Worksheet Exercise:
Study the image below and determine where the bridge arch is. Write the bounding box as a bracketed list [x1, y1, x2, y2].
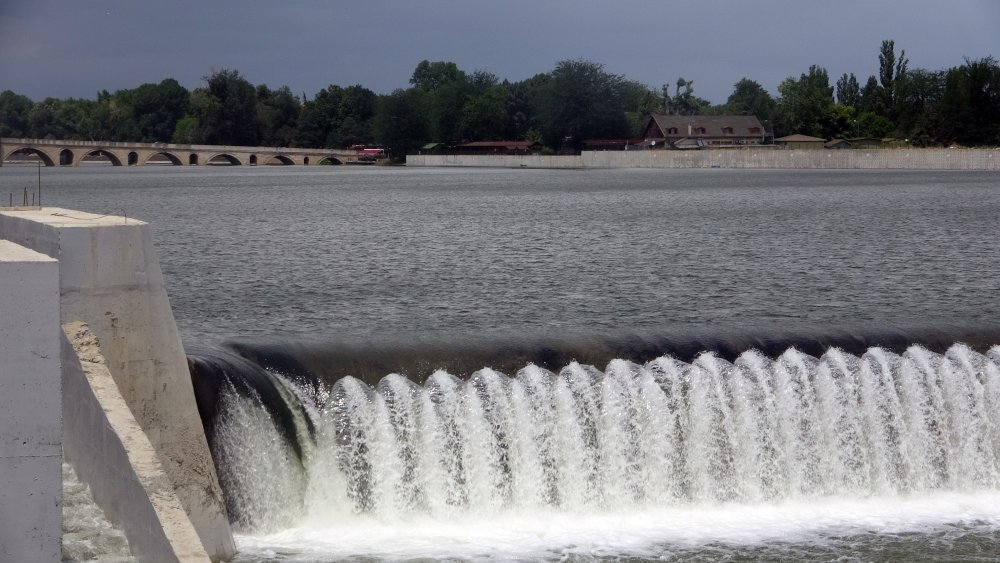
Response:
[189, 153, 198, 165]
[59, 149, 75, 166]
[144, 152, 183, 166]
[303, 156, 310, 165]
[318, 156, 343, 165]
[264, 155, 294, 166]
[249, 154, 258, 165]
[81, 149, 123, 166]
[128, 152, 139, 166]
[206, 153, 242, 166]
[2, 147, 56, 166]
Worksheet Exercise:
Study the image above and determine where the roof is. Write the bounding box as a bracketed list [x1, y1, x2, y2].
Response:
[647, 115, 765, 138]
[774, 134, 827, 142]
[456, 141, 538, 149]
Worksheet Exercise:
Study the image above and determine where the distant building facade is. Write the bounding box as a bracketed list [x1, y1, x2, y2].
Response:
[642, 115, 766, 148]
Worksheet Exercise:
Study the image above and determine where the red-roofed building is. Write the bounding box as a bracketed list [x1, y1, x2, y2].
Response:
[643, 115, 766, 148]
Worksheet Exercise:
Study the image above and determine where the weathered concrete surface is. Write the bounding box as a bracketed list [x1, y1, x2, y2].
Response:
[407, 148, 1000, 170]
[0, 240, 60, 562]
[62, 321, 210, 563]
[0, 208, 235, 561]
[407, 154, 583, 168]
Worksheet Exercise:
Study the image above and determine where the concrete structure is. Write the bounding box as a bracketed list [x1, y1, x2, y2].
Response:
[0, 240, 61, 562]
[0, 208, 235, 561]
[63, 322, 210, 562]
[406, 148, 1000, 170]
[1, 137, 362, 166]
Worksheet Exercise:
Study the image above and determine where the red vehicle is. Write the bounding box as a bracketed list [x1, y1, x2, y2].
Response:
[353, 146, 385, 162]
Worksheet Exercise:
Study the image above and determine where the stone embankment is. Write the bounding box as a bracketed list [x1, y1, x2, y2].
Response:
[407, 148, 1000, 170]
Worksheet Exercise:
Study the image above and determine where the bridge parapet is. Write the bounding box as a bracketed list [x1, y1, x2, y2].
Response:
[0, 137, 359, 166]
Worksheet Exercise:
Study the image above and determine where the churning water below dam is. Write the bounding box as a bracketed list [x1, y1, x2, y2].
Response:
[3, 165, 999, 561]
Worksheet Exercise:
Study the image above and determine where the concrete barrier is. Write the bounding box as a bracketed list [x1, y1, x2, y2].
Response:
[407, 148, 1000, 170]
[62, 321, 210, 562]
[0, 208, 235, 561]
[0, 240, 60, 563]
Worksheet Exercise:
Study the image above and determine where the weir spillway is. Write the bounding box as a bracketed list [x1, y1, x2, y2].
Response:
[190, 330, 1000, 557]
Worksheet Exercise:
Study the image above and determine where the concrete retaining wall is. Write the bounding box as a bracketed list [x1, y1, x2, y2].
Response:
[0, 240, 60, 563]
[62, 322, 210, 562]
[407, 148, 1000, 170]
[407, 154, 583, 168]
[0, 208, 235, 561]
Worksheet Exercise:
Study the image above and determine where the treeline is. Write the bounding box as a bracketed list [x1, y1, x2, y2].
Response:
[1, 41, 998, 153]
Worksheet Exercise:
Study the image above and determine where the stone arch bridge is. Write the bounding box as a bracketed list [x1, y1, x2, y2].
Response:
[0, 138, 365, 167]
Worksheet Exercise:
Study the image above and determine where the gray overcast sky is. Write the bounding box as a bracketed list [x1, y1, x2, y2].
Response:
[1, 1, 998, 104]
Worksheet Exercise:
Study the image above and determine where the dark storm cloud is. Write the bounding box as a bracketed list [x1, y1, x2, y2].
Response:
[1, 0, 997, 102]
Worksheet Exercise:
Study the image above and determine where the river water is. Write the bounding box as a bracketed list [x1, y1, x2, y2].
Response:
[3, 164, 1000, 562]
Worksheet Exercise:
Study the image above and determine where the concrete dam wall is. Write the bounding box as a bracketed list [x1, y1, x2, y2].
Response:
[0, 208, 235, 562]
[406, 148, 1000, 170]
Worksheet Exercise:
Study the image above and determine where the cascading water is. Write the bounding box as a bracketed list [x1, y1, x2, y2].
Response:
[205, 343, 1000, 561]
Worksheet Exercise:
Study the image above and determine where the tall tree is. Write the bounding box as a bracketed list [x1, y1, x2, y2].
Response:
[195, 69, 259, 146]
[725, 78, 776, 124]
[372, 88, 430, 156]
[127, 79, 190, 143]
[878, 39, 908, 119]
[835, 73, 861, 111]
[256, 85, 301, 146]
[937, 57, 1000, 145]
[775, 65, 834, 137]
[410, 60, 465, 93]
[538, 59, 630, 150]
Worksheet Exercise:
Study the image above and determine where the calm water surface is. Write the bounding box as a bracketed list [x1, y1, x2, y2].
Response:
[4, 164, 1000, 562]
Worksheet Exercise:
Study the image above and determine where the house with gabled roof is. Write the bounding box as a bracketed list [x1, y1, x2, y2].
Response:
[642, 115, 766, 148]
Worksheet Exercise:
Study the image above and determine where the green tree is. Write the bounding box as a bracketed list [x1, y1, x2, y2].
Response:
[725, 78, 776, 124]
[172, 116, 199, 144]
[878, 39, 908, 119]
[195, 69, 259, 146]
[410, 60, 465, 93]
[0, 90, 35, 137]
[538, 59, 631, 150]
[664, 77, 711, 115]
[256, 85, 301, 146]
[858, 111, 894, 138]
[372, 88, 430, 156]
[859, 75, 881, 114]
[894, 68, 945, 145]
[835, 73, 861, 111]
[775, 65, 834, 137]
[822, 103, 856, 139]
[937, 57, 1000, 145]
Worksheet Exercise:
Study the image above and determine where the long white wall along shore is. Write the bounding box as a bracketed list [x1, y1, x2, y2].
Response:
[0, 208, 236, 561]
[406, 148, 1000, 170]
[0, 240, 60, 562]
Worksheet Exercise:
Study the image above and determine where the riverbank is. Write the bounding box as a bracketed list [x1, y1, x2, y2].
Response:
[407, 148, 1000, 170]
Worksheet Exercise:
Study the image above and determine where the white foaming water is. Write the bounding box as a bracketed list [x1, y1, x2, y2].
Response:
[217, 344, 1000, 561]
[62, 462, 134, 563]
